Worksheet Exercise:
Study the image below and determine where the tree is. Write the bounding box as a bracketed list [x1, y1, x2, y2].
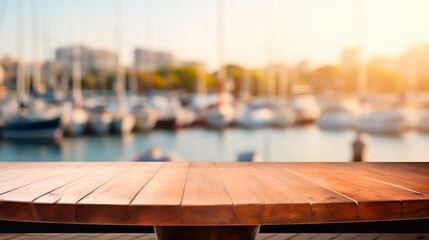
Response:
[416, 75, 429, 92]
[367, 66, 405, 93]
[308, 65, 343, 93]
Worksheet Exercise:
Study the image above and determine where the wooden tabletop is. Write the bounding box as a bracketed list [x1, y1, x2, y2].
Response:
[0, 162, 427, 226]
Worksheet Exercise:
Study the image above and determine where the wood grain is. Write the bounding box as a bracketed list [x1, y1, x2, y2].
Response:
[282, 163, 429, 221]
[0, 162, 427, 225]
[254, 163, 357, 222]
[181, 162, 234, 225]
[0, 163, 97, 221]
[130, 162, 190, 225]
[33, 162, 133, 222]
[77, 162, 164, 224]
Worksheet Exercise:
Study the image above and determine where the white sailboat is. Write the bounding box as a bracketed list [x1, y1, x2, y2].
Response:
[354, 0, 408, 135]
[1, 0, 62, 140]
[236, 100, 274, 128]
[62, 2, 88, 136]
[88, 102, 114, 135]
[356, 105, 408, 135]
[112, 0, 135, 134]
[205, 0, 235, 129]
[417, 103, 429, 132]
[133, 96, 158, 132]
[317, 100, 358, 130]
[291, 94, 320, 123]
[273, 66, 295, 127]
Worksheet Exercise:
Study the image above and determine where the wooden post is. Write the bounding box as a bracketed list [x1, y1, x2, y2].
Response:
[352, 131, 367, 162]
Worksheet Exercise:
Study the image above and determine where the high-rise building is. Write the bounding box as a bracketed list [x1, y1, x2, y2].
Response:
[368, 56, 398, 72]
[0, 56, 18, 89]
[134, 48, 174, 71]
[55, 45, 117, 75]
[398, 44, 429, 83]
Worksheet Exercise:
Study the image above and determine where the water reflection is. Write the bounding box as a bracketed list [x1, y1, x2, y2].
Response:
[0, 126, 429, 162]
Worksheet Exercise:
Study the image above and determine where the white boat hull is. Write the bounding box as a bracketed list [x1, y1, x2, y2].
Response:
[206, 104, 235, 129]
[317, 113, 355, 130]
[134, 109, 157, 132]
[89, 111, 113, 135]
[237, 108, 274, 129]
[113, 114, 136, 134]
[62, 109, 89, 136]
[357, 110, 408, 135]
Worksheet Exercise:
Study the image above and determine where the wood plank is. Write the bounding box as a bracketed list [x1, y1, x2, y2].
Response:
[216, 162, 312, 224]
[0, 162, 81, 195]
[254, 163, 357, 222]
[308, 162, 429, 219]
[0, 163, 104, 221]
[347, 163, 429, 194]
[77, 162, 164, 224]
[33, 162, 134, 223]
[282, 163, 429, 221]
[129, 162, 190, 225]
[0, 163, 45, 184]
[181, 162, 234, 225]
[215, 162, 267, 224]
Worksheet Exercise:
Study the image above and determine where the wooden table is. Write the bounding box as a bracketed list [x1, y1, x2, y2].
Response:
[0, 162, 428, 240]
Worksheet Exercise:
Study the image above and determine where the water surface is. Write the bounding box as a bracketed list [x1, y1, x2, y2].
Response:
[1, 125, 429, 162]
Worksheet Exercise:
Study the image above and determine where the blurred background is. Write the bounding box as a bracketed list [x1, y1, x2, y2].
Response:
[1, 0, 429, 162]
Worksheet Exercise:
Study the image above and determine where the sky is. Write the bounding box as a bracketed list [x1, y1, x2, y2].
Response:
[1, 0, 429, 71]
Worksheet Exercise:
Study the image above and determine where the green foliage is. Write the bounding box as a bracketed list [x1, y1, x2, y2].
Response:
[82, 74, 96, 90]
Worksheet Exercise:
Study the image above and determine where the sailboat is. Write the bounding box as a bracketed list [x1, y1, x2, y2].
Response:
[317, 100, 359, 130]
[111, 0, 135, 134]
[417, 102, 429, 132]
[133, 96, 158, 132]
[354, 0, 407, 135]
[62, 2, 88, 136]
[273, 65, 295, 127]
[1, 0, 62, 139]
[189, 63, 210, 126]
[132, 50, 157, 132]
[205, 0, 235, 129]
[236, 69, 275, 128]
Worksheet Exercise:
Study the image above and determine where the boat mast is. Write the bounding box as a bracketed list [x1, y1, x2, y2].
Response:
[72, 0, 82, 106]
[17, 0, 26, 105]
[115, 0, 126, 110]
[217, 0, 225, 105]
[32, 0, 42, 95]
[197, 63, 206, 95]
[357, 0, 366, 102]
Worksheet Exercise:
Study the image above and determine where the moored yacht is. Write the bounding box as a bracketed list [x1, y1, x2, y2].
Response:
[88, 103, 113, 135]
[206, 102, 235, 129]
[236, 99, 274, 128]
[416, 103, 429, 132]
[112, 105, 136, 134]
[356, 107, 409, 135]
[132, 97, 158, 132]
[291, 95, 320, 123]
[317, 101, 359, 130]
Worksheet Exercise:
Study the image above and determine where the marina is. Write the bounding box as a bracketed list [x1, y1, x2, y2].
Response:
[1, 125, 429, 162]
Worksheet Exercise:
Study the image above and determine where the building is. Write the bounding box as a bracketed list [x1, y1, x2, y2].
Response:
[398, 44, 429, 83]
[55, 45, 117, 75]
[368, 56, 398, 72]
[0, 56, 18, 89]
[134, 48, 175, 71]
